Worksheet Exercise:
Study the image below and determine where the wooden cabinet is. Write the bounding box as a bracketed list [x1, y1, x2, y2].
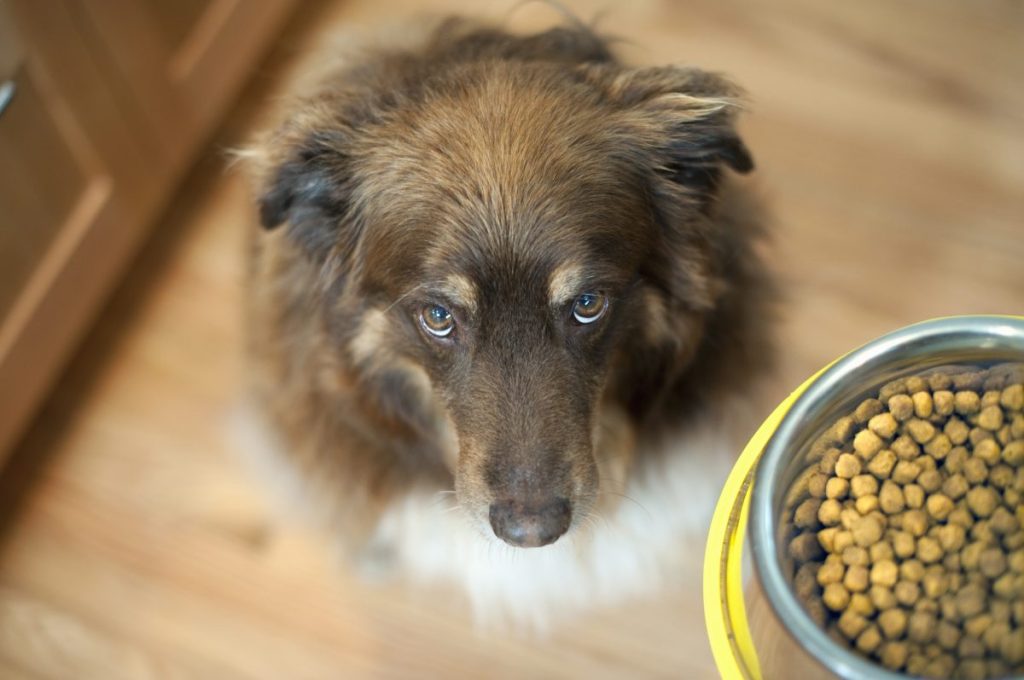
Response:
[0, 0, 296, 461]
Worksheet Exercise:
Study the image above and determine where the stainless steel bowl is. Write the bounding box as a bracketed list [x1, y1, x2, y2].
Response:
[750, 315, 1024, 679]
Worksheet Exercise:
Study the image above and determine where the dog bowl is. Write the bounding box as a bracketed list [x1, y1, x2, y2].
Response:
[704, 315, 1024, 679]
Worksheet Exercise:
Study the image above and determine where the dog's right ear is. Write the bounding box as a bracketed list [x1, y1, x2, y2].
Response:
[256, 129, 356, 261]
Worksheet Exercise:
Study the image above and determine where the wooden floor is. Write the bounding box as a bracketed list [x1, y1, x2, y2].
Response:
[1, 1, 1022, 678]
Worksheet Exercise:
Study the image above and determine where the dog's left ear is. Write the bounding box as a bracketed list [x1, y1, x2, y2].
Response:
[583, 64, 754, 196]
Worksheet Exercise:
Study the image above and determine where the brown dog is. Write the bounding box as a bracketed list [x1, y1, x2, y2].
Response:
[242, 16, 773, 626]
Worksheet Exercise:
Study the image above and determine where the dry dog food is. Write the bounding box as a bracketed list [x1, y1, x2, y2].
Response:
[784, 365, 1024, 679]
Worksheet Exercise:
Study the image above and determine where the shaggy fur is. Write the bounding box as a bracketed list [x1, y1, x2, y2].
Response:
[242, 16, 774, 626]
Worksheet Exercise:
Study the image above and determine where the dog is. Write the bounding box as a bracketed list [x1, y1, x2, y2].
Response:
[241, 16, 774, 628]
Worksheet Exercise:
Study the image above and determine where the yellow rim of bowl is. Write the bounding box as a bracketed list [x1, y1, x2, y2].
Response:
[702, 363, 830, 680]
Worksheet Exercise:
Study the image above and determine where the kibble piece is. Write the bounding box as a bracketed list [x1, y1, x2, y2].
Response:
[868, 412, 898, 440]
[793, 498, 821, 529]
[917, 536, 943, 564]
[982, 389, 1003, 408]
[819, 448, 841, 475]
[853, 430, 883, 459]
[817, 555, 845, 585]
[970, 427, 994, 447]
[925, 493, 954, 521]
[837, 609, 869, 640]
[843, 564, 869, 593]
[789, 533, 824, 561]
[990, 464, 1015, 490]
[817, 498, 843, 526]
[937, 620, 961, 650]
[963, 457, 989, 485]
[878, 481, 905, 514]
[916, 469, 942, 495]
[906, 418, 936, 444]
[1009, 549, 1024, 573]
[794, 562, 820, 600]
[1000, 629, 1024, 664]
[842, 545, 870, 567]
[979, 404, 1005, 431]
[854, 494, 878, 516]
[899, 559, 926, 582]
[992, 573, 1015, 600]
[957, 659, 988, 680]
[892, 435, 920, 460]
[867, 449, 897, 479]
[852, 515, 883, 547]
[849, 592, 875, 617]
[1013, 414, 1024, 439]
[906, 376, 928, 394]
[1001, 383, 1024, 410]
[934, 390, 955, 416]
[923, 434, 952, 460]
[870, 586, 898, 612]
[983, 621, 1010, 652]
[817, 527, 839, 552]
[895, 580, 921, 607]
[945, 446, 969, 474]
[923, 571, 948, 599]
[903, 484, 925, 509]
[892, 530, 916, 558]
[822, 582, 851, 612]
[825, 477, 849, 499]
[944, 416, 970, 444]
[959, 635, 986, 659]
[840, 508, 862, 531]
[942, 473, 970, 500]
[833, 530, 855, 553]
[962, 541, 985, 570]
[980, 548, 1008, 578]
[892, 460, 922, 484]
[830, 416, 856, 444]
[975, 438, 1002, 465]
[903, 509, 929, 537]
[938, 523, 966, 553]
[956, 584, 987, 619]
[970, 519, 995, 544]
[855, 625, 882, 654]
[849, 475, 878, 499]
[912, 391, 934, 419]
[871, 560, 899, 588]
[925, 656, 956, 678]
[879, 641, 909, 670]
[1003, 440, 1024, 466]
[964, 613, 993, 640]
[854, 398, 884, 424]
[889, 394, 915, 421]
[876, 608, 907, 640]
[955, 391, 982, 415]
[835, 453, 861, 479]
[869, 540, 894, 563]
[966, 486, 999, 518]
[908, 611, 937, 643]
[906, 654, 928, 676]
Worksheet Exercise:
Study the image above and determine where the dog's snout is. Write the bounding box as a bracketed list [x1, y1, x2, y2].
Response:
[488, 497, 571, 548]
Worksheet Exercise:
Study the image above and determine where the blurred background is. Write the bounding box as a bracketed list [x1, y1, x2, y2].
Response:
[0, 1, 1021, 677]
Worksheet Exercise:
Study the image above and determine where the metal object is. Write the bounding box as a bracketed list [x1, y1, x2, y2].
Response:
[0, 78, 14, 118]
[750, 316, 1024, 679]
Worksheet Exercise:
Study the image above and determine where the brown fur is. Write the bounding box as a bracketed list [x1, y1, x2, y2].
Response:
[244, 17, 774, 554]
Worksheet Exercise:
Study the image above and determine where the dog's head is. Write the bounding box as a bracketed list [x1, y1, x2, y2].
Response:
[255, 28, 754, 548]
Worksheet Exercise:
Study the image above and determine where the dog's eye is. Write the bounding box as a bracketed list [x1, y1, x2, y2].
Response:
[420, 304, 455, 337]
[572, 292, 608, 325]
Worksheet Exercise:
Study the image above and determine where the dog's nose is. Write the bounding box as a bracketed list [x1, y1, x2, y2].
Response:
[488, 497, 571, 548]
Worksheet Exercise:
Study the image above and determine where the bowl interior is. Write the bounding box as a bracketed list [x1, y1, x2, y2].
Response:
[750, 316, 1024, 680]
